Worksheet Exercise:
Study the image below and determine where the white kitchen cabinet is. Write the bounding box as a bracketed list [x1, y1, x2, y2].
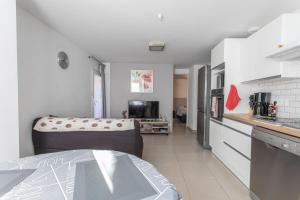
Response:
[222, 125, 252, 159]
[221, 122, 252, 187]
[209, 118, 252, 188]
[240, 25, 281, 82]
[209, 120, 217, 148]
[211, 39, 250, 113]
[223, 118, 253, 136]
[240, 13, 300, 82]
[222, 141, 251, 187]
[211, 41, 225, 68]
[209, 120, 224, 160]
[264, 14, 300, 57]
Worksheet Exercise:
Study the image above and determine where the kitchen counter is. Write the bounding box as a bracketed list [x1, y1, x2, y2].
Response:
[223, 113, 300, 138]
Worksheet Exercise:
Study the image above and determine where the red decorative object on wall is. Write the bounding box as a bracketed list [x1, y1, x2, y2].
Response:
[226, 84, 241, 110]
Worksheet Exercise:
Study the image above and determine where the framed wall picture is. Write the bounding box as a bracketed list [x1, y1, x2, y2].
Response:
[131, 70, 153, 93]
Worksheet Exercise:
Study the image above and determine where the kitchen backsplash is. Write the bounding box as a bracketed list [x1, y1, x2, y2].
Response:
[250, 78, 300, 118]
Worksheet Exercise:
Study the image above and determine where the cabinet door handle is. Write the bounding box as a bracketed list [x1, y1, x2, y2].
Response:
[278, 44, 284, 48]
[223, 141, 250, 160]
[265, 143, 278, 150]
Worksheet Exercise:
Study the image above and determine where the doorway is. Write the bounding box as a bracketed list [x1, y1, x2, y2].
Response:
[93, 72, 104, 118]
[173, 69, 189, 127]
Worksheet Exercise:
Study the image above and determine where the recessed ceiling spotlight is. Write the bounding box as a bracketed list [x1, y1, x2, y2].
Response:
[157, 13, 164, 22]
[248, 26, 260, 35]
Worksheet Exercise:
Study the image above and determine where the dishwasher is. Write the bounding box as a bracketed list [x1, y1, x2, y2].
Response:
[250, 127, 300, 200]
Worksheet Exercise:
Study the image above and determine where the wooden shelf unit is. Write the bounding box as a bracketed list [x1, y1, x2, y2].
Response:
[136, 119, 169, 135]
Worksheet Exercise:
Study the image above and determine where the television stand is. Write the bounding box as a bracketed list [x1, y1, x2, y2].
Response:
[136, 119, 169, 135]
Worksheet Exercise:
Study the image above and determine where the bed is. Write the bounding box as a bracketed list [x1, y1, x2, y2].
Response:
[32, 117, 143, 158]
[0, 150, 181, 199]
[175, 106, 187, 123]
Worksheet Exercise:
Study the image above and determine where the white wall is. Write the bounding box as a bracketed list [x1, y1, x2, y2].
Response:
[17, 7, 95, 157]
[0, 0, 20, 162]
[174, 78, 187, 98]
[250, 78, 300, 118]
[294, 8, 300, 13]
[187, 65, 205, 131]
[174, 68, 189, 75]
[110, 63, 174, 130]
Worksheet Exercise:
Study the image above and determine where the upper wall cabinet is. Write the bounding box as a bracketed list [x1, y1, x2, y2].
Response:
[264, 14, 300, 60]
[240, 13, 300, 82]
[211, 41, 225, 68]
[240, 27, 282, 82]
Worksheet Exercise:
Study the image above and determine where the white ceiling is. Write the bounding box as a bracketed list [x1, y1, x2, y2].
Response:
[17, 0, 300, 68]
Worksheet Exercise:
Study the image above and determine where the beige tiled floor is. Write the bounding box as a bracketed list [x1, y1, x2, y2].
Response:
[142, 122, 251, 200]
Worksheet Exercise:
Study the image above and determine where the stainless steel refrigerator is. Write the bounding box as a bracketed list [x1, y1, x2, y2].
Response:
[197, 65, 211, 149]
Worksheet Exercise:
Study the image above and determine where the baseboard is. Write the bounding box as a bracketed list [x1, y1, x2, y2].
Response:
[186, 126, 197, 133]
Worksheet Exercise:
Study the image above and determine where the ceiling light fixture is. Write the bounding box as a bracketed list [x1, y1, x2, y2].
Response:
[157, 13, 164, 22]
[149, 42, 165, 51]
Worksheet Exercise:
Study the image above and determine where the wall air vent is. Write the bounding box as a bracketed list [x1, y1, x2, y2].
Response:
[149, 42, 165, 51]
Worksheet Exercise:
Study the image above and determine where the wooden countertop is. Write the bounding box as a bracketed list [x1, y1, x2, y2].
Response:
[223, 113, 300, 138]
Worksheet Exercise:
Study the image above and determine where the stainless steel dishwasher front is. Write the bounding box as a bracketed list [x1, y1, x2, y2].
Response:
[250, 126, 300, 200]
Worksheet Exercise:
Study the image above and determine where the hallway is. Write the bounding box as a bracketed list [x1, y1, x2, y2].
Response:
[142, 123, 251, 200]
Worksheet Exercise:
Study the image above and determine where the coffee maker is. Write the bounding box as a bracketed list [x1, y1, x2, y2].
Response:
[252, 92, 271, 116]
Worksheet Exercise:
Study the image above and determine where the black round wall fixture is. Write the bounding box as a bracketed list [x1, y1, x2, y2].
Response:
[57, 51, 69, 69]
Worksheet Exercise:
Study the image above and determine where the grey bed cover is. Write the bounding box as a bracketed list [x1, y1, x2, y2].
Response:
[0, 150, 181, 200]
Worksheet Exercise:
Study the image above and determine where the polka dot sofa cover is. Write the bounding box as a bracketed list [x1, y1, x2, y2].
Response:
[32, 117, 143, 158]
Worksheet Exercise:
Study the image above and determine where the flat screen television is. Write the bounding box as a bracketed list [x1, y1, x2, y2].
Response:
[128, 101, 159, 119]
